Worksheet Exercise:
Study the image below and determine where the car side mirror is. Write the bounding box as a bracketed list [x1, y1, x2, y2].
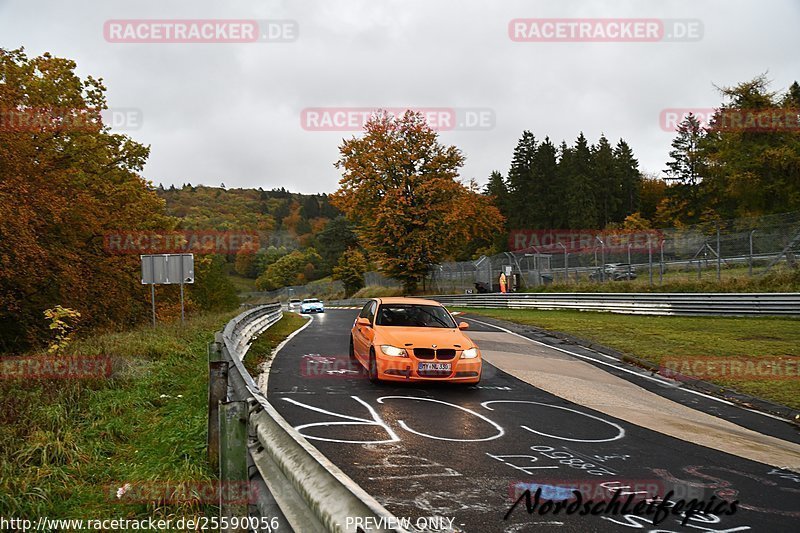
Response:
[356, 317, 371, 327]
[458, 321, 469, 330]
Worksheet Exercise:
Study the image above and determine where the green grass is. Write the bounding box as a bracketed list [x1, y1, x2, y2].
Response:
[227, 273, 257, 294]
[456, 307, 800, 410]
[351, 286, 405, 298]
[522, 265, 800, 294]
[0, 308, 303, 524]
[243, 312, 308, 377]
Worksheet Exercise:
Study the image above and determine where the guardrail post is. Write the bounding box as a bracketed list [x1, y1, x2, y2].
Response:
[219, 400, 248, 533]
[716, 223, 722, 281]
[208, 334, 227, 471]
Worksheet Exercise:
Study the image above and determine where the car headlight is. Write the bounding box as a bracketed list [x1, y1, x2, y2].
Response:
[380, 345, 408, 357]
[462, 347, 479, 359]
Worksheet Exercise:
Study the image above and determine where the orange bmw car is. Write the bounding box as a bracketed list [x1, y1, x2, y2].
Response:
[349, 298, 482, 384]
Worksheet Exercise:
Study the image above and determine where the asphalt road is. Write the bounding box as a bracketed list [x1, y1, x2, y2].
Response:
[267, 310, 800, 533]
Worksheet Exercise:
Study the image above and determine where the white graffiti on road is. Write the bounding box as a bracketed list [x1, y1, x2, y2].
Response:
[282, 395, 400, 444]
[482, 400, 626, 443]
[281, 395, 626, 445]
[377, 396, 505, 442]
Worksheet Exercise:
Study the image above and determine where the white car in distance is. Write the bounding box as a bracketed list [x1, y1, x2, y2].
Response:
[299, 298, 325, 314]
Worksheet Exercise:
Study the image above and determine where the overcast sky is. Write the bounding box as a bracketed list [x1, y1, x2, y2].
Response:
[1, 0, 798, 194]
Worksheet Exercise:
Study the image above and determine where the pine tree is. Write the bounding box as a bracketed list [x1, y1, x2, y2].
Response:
[664, 113, 705, 222]
[532, 137, 559, 228]
[484, 170, 509, 218]
[782, 81, 800, 108]
[614, 140, 642, 221]
[665, 113, 704, 188]
[563, 134, 598, 228]
[505, 131, 537, 228]
[591, 135, 620, 228]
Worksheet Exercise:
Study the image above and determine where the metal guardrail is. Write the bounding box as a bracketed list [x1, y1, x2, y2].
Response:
[218, 304, 410, 533]
[324, 293, 800, 316]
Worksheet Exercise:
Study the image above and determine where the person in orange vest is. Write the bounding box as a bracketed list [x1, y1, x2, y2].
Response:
[499, 272, 507, 293]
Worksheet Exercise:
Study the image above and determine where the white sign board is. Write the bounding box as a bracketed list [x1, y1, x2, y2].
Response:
[141, 254, 194, 285]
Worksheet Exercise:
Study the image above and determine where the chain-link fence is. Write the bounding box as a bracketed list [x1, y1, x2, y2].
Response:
[425, 211, 800, 292]
[241, 278, 345, 304]
[246, 211, 800, 300]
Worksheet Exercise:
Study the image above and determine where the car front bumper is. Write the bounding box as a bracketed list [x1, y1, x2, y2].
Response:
[375, 353, 481, 383]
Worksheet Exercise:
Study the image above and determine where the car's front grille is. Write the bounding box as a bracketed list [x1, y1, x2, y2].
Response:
[412, 348, 456, 360]
[413, 348, 435, 360]
[436, 349, 456, 360]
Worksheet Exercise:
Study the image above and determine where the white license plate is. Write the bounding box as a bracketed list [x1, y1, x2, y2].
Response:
[418, 362, 451, 372]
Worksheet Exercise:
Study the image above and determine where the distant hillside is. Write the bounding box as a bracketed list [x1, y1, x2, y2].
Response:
[156, 184, 340, 247]
[155, 185, 359, 289]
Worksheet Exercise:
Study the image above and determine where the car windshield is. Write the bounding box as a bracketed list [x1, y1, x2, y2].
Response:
[303, 299, 320, 303]
[375, 304, 457, 328]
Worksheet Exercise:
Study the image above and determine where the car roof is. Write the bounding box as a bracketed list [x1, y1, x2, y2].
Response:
[376, 297, 443, 306]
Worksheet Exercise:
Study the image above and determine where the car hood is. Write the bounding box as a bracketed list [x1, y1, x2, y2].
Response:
[375, 326, 473, 349]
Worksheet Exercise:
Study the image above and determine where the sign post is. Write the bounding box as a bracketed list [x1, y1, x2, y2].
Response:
[141, 254, 195, 327]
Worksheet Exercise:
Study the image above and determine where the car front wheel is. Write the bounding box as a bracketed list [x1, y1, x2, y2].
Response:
[368, 349, 381, 383]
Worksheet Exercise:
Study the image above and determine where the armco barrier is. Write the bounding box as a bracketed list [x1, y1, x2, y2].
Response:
[218, 304, 410, 533]
[325, 293, 800, 317]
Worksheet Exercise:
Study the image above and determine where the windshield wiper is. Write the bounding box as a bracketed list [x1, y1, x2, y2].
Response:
[417, 308, 451, 328]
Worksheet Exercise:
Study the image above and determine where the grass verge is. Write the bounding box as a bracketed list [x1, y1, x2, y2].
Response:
[243, 312, 308, 377]
[456, 307, 800, 410]
[522, 266, 800, 293]
[0, 308, 304, 523]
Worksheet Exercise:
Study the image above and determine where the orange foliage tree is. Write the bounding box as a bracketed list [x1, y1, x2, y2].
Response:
[331, 111, 504, 292]
[0, 48, 172, 351]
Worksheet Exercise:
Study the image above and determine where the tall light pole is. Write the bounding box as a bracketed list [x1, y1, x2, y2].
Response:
[749, 229, 756, 276]
[659, 240, 665, 285]
[716, 222, 721, 282]
[648, 235, 653, 286]
[627, 243, 632, 281]
[595, 236, 605, 282]
[557, 242, 568, 284]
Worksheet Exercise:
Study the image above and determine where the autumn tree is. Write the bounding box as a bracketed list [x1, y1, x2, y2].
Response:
[702, 75, 800, 218]
[255, 248, 323, 291]
[332, 248, 367, 297]
[189, 255, 239, 311]
[0, 48, 172, 351]
[331, 111, 504, 292]
[314, 216, 358, 272]
[234, 239, 260, 277]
